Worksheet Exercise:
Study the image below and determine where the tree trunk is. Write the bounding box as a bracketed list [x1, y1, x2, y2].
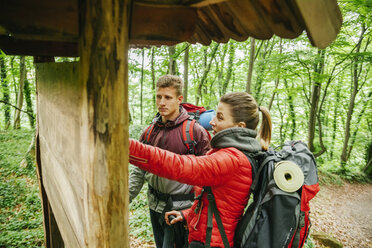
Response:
[151, 47, 156, 112]
[23, 76, 35, 128]
[347, 89, 372, 160]
[276, 98, 286, 144]
[222, 42, 235, 95]
[196, 43, 219, 106]
[0, 55, 11, 129]
[14, 56, 26, 129]
[268, 38, 282, 110]
[183, 44, 189, 102]
[140, 48, 144, 124]
[284, 79, 296, 140]
[329, 82, 342, 160]
[254, 39, 275, 104]
[341, 24, 366, 167]
[216, 43, 227, 97]
[246, 37, 255, 94]
[308, 49, 325, 152]
[168, 45, 176, 75]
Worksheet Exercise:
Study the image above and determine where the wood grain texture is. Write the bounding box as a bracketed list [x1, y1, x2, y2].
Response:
[130, 4, 197, 45]
[295, 0, 342, 48]
[0, 0, 342, 55]
[36, 62, 85, 247]
[79, 0, 130, 246]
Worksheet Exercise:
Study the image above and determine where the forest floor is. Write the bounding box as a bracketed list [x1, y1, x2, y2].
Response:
[130, 182, 372, 248]
[311, 182, 372, 248]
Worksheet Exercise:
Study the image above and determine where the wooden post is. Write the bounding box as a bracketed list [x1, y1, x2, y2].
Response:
[79, 0, 130, 247]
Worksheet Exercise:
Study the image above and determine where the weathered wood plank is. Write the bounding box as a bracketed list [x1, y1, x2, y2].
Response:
[79, 0, 130, 246]
[294, 0, 342, 49]
[0, 0, 342, 55]
[257, 0, 303, 39]
[224, 0, 274, 40]
[36, 62, 85, 247]
[36, 131, 65, 248]
[130, 4, 197, 45]
[35, 56, 66, 248]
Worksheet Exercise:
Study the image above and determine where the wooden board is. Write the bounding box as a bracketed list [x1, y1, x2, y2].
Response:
[295, 0, 343, 49]
[36, 62, 85, 247]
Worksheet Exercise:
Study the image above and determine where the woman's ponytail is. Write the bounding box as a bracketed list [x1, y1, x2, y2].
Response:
[257, 106, 272, 151]
[220, 92, 272, 150]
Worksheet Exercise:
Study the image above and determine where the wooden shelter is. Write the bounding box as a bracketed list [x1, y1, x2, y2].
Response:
[0, 0, 342, 247]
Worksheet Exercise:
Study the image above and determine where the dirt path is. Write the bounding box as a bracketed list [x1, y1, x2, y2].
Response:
[130, 182, 372, 247]
[311, 183, 372, 248]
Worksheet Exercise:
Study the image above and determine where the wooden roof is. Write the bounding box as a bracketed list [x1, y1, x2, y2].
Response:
[0, 0, 342, 56]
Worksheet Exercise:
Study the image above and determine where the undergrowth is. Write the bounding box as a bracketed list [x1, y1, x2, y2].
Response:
[0, 129, 44, 248]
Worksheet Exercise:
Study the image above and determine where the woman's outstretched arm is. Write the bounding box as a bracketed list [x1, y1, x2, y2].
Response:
[129, 139, 249, 187]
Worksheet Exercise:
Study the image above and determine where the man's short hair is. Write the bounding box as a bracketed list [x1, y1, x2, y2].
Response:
[156, 75, 183, 96]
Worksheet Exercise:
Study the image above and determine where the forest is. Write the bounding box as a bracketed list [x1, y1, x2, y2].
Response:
[0, 0, 371, 247]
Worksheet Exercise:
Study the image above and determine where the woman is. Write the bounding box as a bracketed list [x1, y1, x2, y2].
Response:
[129, 92, 272, 247]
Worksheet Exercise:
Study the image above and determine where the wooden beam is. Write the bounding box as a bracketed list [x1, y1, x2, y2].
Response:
[0, 36, 78, 57]
[130, 4, 197, 45]
[0, 0, 78, 42]
[133, 0, 230, 8]
[79, 0, 130, 246]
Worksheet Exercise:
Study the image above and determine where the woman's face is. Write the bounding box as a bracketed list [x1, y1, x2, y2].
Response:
[209, 102, 238, 135]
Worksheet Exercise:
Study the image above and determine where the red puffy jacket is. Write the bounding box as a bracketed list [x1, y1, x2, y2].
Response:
[129, 138, 254, 247]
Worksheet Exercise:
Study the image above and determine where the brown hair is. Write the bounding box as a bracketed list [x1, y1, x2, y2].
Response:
[220, 92, 272, 150]
[156, 75, 183, 96]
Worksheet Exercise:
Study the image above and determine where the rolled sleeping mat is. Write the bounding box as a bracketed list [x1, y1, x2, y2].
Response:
[273, 161, 304, 193]
[199, 109, 216, 130]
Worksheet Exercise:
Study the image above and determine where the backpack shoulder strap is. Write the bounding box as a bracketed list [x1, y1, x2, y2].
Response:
[143, 123, 155, 144]
[182, 118, 197, 154]
[204, 186, 231, 248]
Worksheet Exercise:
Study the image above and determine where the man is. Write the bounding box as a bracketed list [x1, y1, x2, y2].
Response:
[129, 75, 211, 248]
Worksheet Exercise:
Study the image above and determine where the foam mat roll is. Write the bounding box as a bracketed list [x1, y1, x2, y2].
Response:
[273, 161, 304, 193]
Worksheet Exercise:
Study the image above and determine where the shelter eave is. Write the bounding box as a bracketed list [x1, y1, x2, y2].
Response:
[0, 0, 342, 56]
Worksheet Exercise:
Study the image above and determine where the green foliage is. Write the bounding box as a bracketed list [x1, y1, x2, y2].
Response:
[129, 124, 148, 140]
[129, 182, 154, 243]
[0, 129, 44, 248]
[304, 236, 315, 248]
[318, 168, 344, 186]
[128, 125, 154, 244]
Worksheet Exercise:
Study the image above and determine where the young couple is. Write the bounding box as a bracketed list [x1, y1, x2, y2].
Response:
[129, 75, 272, 248]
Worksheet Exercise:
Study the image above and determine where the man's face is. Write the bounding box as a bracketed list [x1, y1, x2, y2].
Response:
[156, 87, 183, 122]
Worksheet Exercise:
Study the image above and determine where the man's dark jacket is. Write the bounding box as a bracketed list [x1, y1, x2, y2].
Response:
[129, 106, 211, 212]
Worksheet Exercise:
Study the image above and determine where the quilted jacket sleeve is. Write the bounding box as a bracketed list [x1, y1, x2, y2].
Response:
[128, 165, 146, 203]
[129, 139, 247, 187]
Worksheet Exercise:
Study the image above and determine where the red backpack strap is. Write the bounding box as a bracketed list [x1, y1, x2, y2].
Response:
[143, 123, 155, 144]
[182, 119, 197, 154]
